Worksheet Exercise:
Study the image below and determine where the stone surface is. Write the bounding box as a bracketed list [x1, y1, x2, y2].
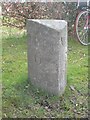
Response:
[27, 19, 67, 95]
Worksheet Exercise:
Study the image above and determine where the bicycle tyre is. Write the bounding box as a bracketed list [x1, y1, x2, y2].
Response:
[75, 10, 90, 45]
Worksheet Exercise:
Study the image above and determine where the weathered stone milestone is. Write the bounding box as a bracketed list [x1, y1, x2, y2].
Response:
[27, 19, 67, 95]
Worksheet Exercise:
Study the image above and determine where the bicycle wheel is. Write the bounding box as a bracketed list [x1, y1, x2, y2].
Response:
[75, 10, 90, 45]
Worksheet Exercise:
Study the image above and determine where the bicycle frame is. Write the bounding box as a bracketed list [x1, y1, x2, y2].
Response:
[74, 0, 90, 45]
[76, 0, 90, 30]
[63, 0, 89, 45]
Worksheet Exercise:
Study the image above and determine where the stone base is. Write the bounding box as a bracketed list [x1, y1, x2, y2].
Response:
[27, 19, 67, 95]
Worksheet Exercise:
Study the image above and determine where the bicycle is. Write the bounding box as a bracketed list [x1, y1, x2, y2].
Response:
[75, 0, 90, 46]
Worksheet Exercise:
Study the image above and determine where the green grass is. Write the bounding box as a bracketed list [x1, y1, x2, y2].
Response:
[2, 26, 88, 118]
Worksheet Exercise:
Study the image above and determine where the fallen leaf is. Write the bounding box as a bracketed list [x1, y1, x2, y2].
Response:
[70, 85, 75, 91]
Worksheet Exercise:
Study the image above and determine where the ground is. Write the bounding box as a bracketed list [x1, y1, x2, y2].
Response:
[2, 26, 88, 118]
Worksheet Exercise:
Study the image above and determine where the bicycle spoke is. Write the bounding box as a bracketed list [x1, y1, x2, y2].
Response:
[78, 29, 88, 41]
[75, 10, 90, 45]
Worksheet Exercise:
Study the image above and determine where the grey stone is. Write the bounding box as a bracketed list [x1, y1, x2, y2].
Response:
[27, 19, 67, 95]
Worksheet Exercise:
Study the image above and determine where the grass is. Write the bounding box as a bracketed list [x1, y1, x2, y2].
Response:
[2, 26, 88, 118]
